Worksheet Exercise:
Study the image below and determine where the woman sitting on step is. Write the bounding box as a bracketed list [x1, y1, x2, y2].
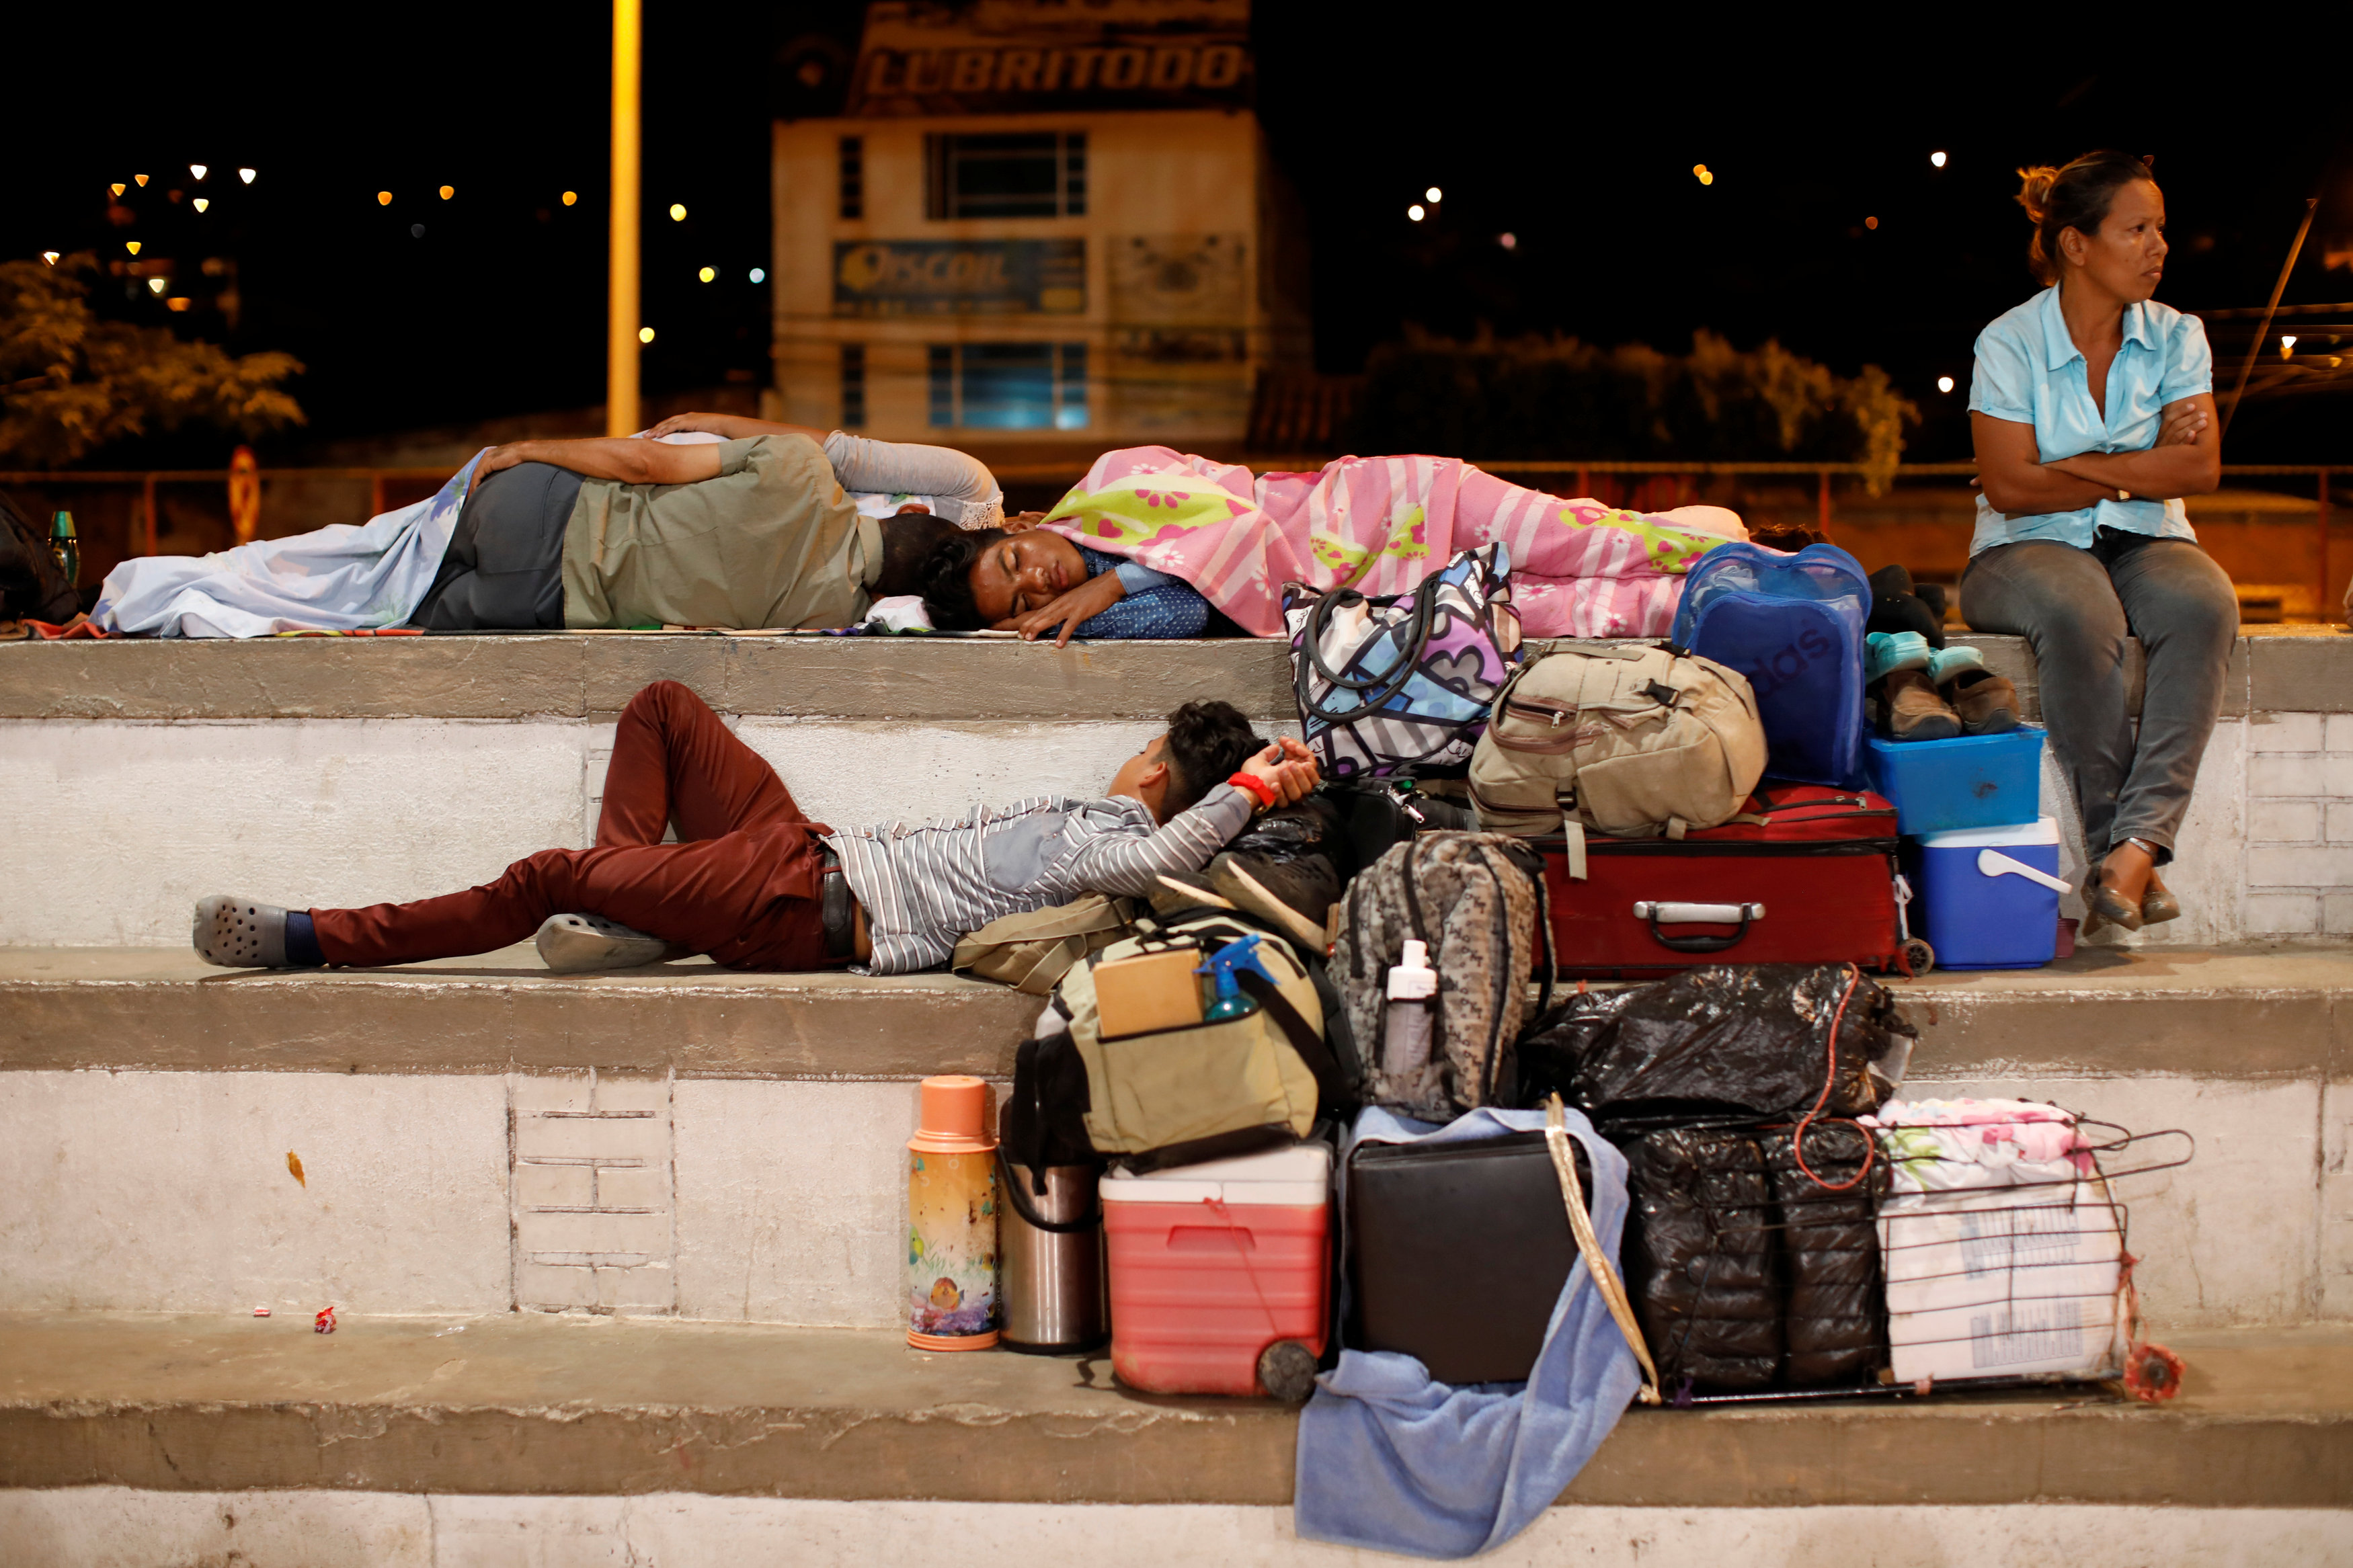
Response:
[1960, 151, 2233, 935]
[916, 447, 1748, 646]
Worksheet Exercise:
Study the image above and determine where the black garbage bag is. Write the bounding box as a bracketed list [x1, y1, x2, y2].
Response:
[1513, 987, 1636, 1108]
[1620, 1126, 1782, 1390]
[1563, 964, 1913, 1130]
[1761, 1122, 1887, 1387]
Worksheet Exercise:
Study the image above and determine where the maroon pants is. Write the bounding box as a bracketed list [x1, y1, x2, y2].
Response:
[312, 681, 836, 971]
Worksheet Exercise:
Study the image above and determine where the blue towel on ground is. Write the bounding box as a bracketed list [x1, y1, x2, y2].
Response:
[1293, 1106, 1641, 1559]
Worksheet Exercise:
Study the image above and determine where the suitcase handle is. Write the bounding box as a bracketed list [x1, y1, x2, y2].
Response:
[1632, 901, 1763, 952]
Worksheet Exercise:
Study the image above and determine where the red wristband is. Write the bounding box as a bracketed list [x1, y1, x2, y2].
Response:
[1227, 772, 1278, 809]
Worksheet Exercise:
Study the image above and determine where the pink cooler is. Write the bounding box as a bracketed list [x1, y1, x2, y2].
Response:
[1099, 1143, 1332, 1397]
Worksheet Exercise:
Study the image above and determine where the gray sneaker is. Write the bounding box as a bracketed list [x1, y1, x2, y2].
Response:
[193, 895, 290, 968]
[534, 913, 688, 973]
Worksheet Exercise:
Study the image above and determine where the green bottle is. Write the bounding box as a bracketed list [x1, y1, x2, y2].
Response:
[50, 511, 78, 587]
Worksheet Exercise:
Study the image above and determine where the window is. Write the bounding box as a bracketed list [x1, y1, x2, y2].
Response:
[838, 136, 863, 220]
[840, 343, 866, 427]
[924, 132, 1085, 220]
[927, 343, 1088, 431]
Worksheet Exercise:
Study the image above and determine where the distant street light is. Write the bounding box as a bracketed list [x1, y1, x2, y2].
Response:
[639, 326, 655, 343]
[1866, 216, 1880, 230]
[2282, 335, 2299, 359]
[1931, 151, 1948, 168]
[190, 164, 207, 180]
[193, 198, 209, 212]
[1937, 376, 1954, 393]
[239, 168, 257, 183]
[110, 183, 126, 198]
[440, 185, 455, 200]
[750, 267, 766, 283]
[378, 191, 393, 206]
[698, 265, 716, 282]
[1499, 233, 1517, 250]
[563, 191, 578, 206]
[669, 203, 687, 221]
[1408, 204, 1425, 222]
[147, 278, 167, 294]
[134, 174, 149, 186]
[125, 241, 141, 255]
[1425, 186, 1443, 203]
[1693, 165, 1714, 186]
[41, 251, 58, 264]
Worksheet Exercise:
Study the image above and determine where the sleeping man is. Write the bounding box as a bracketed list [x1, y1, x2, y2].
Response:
[95, 414, 1005, 636]
[917, 445, 1749, 645]
[190, 679, 1318, 975]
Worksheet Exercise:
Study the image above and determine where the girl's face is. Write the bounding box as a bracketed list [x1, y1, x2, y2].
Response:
[2067, 179, 2168, 304]
[967, 530, 1088, 626]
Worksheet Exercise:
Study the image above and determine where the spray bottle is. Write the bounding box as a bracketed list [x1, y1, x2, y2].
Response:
[1195, 934, 1281, 1022]
[1383, 940, 1439, 1079]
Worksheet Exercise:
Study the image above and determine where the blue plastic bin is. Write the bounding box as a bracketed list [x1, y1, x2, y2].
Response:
[1904, 817, 2062, 970]
[1863, 727, 2045, 835]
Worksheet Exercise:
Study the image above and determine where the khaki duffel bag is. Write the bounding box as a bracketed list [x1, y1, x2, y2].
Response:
[1468, 643, 1767, 848]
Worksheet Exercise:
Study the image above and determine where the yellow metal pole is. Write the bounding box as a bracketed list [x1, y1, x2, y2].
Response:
[606, 0, 642, 437]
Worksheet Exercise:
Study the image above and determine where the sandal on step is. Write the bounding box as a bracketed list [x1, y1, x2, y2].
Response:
[535, 913, 690, 973]
[193, 894, 292, 968]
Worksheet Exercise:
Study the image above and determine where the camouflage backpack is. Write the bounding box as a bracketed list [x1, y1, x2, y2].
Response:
[1331, 831, 1555, 1121]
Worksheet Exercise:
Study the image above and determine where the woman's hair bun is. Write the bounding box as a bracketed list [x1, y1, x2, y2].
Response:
[2014, 165, 2059, 226]
[2013, 151, 2156, 285]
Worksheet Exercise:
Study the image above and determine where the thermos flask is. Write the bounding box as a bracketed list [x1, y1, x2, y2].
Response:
[998, 1159, 1107, 1354]
[906, 1075, 1000, 1351]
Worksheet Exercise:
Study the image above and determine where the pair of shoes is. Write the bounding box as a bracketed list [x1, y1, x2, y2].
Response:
[536, 913, 695, 973]
[1866, 633, 2024, 741]
[2141, 872, 2182, 925]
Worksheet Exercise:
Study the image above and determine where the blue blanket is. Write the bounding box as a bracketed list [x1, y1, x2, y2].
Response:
[1293, 1106, 1642, 1559]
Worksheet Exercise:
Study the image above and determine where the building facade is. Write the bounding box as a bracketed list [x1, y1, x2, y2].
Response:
[768, 1, 1304, 452]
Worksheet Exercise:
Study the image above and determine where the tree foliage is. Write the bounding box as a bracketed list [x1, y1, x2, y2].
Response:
[0, 253, 305, 467]
[1347, 328, 1919, 493]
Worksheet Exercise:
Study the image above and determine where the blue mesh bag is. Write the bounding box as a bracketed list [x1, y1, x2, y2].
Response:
[1669, 543, 1870, 786]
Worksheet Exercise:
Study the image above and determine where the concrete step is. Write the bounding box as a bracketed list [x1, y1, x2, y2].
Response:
[10, 630, 2353, 948]
[3, 1312, 2345, 1508]
[3, 943, 2347, 1329]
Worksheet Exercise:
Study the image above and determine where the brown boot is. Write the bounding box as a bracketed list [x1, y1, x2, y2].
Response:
[1944, 667, 2022, 735]
[1878, 667, 1962, 742]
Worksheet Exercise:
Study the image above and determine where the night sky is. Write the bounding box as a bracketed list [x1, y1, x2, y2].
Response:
[11, 6, 2350, 464]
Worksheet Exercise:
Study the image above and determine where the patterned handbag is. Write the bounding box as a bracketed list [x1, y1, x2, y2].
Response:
[1284, 542, 1523, 780]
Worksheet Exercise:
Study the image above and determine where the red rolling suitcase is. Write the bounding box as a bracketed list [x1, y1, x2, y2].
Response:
[1534, 784, 1921, 978]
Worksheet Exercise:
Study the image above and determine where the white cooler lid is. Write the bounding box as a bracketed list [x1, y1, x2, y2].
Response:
[1100, 1141, 1332, 1206]
[1916, 815, 2059, 849]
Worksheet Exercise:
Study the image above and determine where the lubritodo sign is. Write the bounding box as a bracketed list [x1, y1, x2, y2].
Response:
[845, 0, 1252, 117]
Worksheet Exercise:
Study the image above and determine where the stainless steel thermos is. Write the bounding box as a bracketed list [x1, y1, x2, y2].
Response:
[998, 1161, 1107, 1353]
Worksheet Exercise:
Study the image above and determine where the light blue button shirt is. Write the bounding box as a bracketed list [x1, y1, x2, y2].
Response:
[1967, 286, 2213, 556]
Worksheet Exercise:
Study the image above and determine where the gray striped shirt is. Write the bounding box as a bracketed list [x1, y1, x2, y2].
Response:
[824, 785, 1255, 975]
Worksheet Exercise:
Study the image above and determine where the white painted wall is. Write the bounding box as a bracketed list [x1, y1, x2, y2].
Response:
[5, 1493, 2348, 1568]
[0, 1067, 2336, 1330]
[0, 718, 1180, 946]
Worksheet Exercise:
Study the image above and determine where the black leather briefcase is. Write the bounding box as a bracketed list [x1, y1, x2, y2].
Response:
[1345, 1130, 1589, 1386]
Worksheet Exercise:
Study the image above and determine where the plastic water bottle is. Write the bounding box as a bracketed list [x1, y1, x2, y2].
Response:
[1383, 939, 1439, 1078]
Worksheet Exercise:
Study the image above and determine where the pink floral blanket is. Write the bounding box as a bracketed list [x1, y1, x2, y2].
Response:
[1039, 447, 1728, 637]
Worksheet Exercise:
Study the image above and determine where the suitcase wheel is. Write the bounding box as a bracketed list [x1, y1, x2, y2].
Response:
[1900, 937, 1936, 977]
[1257, 1339, 1319, 1404]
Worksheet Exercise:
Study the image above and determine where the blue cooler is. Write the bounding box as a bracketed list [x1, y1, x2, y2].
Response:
[1906, 817, 2063, 970]
[1864, 727, 2045, 835]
